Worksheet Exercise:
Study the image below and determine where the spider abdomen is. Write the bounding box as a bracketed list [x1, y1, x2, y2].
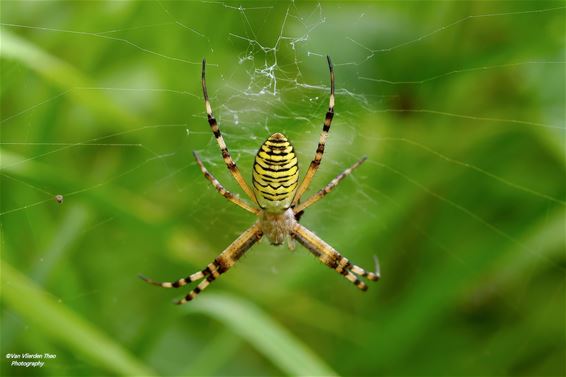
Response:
[252, 133, 299, 212]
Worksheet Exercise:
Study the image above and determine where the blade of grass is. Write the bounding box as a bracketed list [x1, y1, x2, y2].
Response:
[30, 205, 91, 283]
[2, 205, 90, 347]
[0, 261, 156, 377]
[186, 293, 338, 377]
[181, 331, 242, 376]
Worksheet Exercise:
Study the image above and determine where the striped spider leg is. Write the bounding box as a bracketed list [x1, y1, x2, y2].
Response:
[141, 223, 263, 304]
[292, 55, 335, 208]
[201, 58, 257, 203]
[192, 151, 260, 215]
[292, 224, 380, 291]
[293, 156, 367, 215]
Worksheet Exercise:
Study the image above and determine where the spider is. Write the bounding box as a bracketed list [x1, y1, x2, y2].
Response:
[141, 56, 380, 304]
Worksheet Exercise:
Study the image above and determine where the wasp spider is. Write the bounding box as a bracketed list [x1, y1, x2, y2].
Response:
[141, 56, 380, 304]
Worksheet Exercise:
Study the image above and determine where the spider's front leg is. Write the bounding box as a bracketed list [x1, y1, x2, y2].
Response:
[141, 223, 263, 304]
[292, 55, 335, 207]
[201, 58, 257, 202]
[291, 223, 380, 291]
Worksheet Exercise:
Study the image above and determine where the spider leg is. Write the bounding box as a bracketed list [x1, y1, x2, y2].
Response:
[139, 270, 206, 288]
[293, 156, 367, 214]
[350, 255, 381, 282]
[292, 55, 335, 207]
[193, 151, 260, 215]
[291, 223, 380, 291]
[141, 223, 263, 304]
[201, 59, 257, 203]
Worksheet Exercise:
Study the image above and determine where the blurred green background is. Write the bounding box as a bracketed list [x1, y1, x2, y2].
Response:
[1, 1, 564, 376]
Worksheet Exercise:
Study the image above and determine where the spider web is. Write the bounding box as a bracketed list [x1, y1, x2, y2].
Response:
[0, 1, 564, 376]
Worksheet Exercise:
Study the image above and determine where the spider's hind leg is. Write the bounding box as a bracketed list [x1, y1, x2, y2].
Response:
[292, 223, 380, 291]
[139, 270, 207, 288]
[175, 263, 222, 304]
[141, 223, 263, 304]
[350, 255, 381, 282]
[141, 259, 232, 304]
[140, 260, 225, 304]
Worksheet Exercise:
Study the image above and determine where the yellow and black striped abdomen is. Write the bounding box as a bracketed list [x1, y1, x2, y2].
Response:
[252, 133, 299, 212]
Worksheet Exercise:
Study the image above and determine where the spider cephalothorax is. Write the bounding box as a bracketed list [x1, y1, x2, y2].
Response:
[141, 56, 380, 304]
